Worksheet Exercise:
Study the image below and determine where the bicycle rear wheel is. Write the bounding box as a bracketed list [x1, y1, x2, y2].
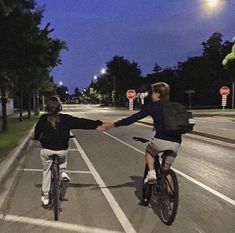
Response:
[51, 164, 60, 221]
[159, 169, 178, 225]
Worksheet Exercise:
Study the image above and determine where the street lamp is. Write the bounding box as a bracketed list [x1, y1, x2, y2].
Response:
[100, 68, 106, 75]
[185, 90, 195, 110]
[93, 75, 98, 82]
[59, 81, 63, 86]
[206, 0, 219, 8]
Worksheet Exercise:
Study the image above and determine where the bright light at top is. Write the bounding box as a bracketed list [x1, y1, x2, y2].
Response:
[206, 0, 219, 8]
[93, 75, 98, 80]
[100, 68, 107, 75]
[59, 81, 63, 86]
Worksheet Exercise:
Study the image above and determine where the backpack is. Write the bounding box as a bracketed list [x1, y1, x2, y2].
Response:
[161, 101, 195, 134]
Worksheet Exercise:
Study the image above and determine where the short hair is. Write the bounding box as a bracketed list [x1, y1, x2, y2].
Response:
[151, 82, 170, 101]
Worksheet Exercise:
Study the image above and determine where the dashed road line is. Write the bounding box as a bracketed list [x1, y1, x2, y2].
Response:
[23, 168, 91, 174]
[103, 132, 235, 207]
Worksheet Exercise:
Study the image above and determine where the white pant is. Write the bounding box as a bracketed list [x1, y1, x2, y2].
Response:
[146, 138, 180, 165]
[40, 149, 68, 196]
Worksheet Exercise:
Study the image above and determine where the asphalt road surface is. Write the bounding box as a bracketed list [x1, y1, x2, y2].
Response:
[0, 105, 234, 233]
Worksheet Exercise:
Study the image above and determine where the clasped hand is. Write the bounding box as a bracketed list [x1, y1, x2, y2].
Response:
[97, 122, 114, 131]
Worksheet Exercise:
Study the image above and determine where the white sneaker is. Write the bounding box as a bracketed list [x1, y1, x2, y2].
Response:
[144, 170, 157, 184]
[41, 196, 49, 205]
[61, 172, 70, 182]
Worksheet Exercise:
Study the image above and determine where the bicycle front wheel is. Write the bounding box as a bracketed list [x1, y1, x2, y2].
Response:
[159, 169, 179, 225]
[51, 165, 60, 221]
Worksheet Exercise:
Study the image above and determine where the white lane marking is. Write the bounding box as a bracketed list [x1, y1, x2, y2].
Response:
[23, 168, 91, 174]
[171, 168, 235, 206]
[72, 138, 137, 233]
[69, 148, 79, 151]
[136, 122, 235, 148]
[103, 132, 235, 207]
[0, 214, 123, 233]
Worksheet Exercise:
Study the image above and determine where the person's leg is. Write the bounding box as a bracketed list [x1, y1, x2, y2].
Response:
[163, 151, 178, 195]
[57, 150, 70, 181]
[144, 145, 156, 183]
[40, 149, 52, 204]
[145, 150, 155, 170]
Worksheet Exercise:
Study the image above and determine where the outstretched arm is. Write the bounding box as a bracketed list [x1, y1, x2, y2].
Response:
[114, 107, 150, 128]
[69, 116, 102, 130]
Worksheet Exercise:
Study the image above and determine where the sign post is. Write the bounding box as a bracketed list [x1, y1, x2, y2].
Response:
[220, 86, 230, 110]
[126, 89, 136, 110]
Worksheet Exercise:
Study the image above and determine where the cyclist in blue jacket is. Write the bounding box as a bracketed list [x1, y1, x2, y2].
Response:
[101, 82, 181, 183]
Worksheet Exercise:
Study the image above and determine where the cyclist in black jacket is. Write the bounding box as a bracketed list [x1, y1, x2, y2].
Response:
[34, 96, 102, 205]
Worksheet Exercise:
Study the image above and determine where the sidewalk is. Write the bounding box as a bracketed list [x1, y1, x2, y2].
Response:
[138, 116, 235, 144]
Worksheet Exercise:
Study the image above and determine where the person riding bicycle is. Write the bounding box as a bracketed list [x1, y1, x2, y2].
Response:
[33, 96, 103, 205]
[102, 82, 181, 183]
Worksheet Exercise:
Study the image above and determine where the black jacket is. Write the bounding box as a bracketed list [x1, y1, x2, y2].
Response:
[34, 113, 102, 150]
[114, 101, 181, 143]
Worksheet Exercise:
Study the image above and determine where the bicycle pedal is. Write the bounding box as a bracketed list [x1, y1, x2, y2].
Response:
[61, 178, 70, 182]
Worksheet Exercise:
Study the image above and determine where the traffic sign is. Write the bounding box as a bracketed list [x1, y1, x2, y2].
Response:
[220, 86, 230, 96]
[126, 89, 136, 100]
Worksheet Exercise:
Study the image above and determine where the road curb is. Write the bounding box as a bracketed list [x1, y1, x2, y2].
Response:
[0, 127, 34, 185]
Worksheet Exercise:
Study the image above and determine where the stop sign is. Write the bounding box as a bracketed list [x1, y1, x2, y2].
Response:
[220, 86, 230, 96]
[126, 89, 136, 100]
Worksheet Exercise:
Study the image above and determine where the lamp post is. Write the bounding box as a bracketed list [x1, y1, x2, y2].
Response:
[185, 90, 195, 110]
[113, 75, 116, 107]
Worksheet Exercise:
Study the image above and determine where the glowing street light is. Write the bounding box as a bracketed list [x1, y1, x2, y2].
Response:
[100, 68, 107, 75]
[206, 0, 219, 8]
[59, 81, 63, 86]
[93, 75, 98, 81]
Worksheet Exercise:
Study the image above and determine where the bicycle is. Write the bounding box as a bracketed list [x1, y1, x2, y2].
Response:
[47, 154, 67, 221]
[133, 137, 179, 225]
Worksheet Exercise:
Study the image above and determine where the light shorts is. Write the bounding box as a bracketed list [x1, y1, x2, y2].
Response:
[146, 138, 181, 165]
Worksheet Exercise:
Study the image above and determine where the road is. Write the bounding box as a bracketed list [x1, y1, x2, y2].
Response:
[0, 104, 235, 233]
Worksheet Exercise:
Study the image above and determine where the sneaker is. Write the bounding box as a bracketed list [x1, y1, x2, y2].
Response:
[144, 170, 157, 184]
[41, 196, 49, 205]
[61, 172, 70, 182]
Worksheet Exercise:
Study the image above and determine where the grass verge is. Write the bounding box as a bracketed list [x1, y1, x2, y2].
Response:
[0, 116, 38, 162]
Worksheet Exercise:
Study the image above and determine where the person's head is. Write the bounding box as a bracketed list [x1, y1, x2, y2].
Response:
[45, 96, 62, 115]
[151, 82, 170, 101]
[45, 96, 62, 128]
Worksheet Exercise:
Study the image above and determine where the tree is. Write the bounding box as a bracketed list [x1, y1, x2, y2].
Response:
[222, 36, 235, 108]
[0, 0, 67, 130]
[106, 56, 142, 106]
[56, 85, 68, 102]
[0, 0, 37, 129]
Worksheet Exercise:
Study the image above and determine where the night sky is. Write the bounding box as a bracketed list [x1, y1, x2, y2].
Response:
[36, 0, 235, 93]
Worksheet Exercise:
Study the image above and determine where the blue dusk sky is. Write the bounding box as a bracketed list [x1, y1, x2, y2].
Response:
[36, 0, 235, 93]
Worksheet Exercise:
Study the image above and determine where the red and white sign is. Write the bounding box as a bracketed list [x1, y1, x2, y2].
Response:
[220, 86, 230, 96]
[129, 99, 134, 110]
[126, 89, 136, 100]
[222, 95, 227, 107]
